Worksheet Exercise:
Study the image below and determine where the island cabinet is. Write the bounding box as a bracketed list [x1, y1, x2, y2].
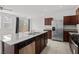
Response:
[35, 36, 41, 54]
[3, 32, 48, 54]
[35, 33, 48, 54]
[19, 41, 35, 54]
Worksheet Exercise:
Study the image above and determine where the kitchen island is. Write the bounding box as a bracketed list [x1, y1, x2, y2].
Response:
[1, 31, 48, 54]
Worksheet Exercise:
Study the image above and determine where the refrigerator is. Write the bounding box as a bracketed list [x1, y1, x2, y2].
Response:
[52, 20, 63, 41]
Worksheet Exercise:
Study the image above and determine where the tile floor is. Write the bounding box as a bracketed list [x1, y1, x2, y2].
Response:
[41, 39, 72, 54]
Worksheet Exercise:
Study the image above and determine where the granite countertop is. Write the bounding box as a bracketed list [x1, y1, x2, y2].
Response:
[64, 29, 77, 31]
[0, 31, 47, 45]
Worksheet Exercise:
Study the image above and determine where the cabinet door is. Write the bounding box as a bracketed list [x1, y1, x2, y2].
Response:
[69, 16, 77, 25]
[47, 30, 52, 39]
[45, 18, 53, 25]
[40, 34, 45, 50]
[64, 31, 69, 42]
[35, 37, 41, 54]
[44, 32, 48, 47]
[19, 41, 35, 54]
[64, 15, 78, 25]
[64, 16, 70, 25]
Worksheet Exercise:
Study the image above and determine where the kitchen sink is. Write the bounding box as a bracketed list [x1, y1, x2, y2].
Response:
[28, 32, 40, 35]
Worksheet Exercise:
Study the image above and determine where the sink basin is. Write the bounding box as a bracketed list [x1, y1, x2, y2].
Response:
[28, 32, 40, 35]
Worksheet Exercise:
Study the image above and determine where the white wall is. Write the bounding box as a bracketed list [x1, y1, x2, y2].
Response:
[0, 15, 2, 53]
[31, 16, 44, 32]
[31, 9, 75, 41]
[0, 12, 17, 54]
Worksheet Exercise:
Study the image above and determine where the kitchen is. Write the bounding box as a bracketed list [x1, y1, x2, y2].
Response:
[0, 5, 79, 54]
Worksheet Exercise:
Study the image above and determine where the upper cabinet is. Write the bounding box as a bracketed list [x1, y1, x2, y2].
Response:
[64, 16, 70, 25]
[64, 15, 79, 25]
[44, 18, 53, 25]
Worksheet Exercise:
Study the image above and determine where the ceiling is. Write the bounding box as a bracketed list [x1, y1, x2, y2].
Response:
[0, 5, 78, 17]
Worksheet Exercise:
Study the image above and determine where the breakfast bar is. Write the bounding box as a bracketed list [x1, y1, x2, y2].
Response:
[1, 31, 48, 54]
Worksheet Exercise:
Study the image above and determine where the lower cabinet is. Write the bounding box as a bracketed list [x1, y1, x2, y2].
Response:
[47, 30, 52, 39]
[64, 31, 77, 42]
[35, 33, 48, 54]
[44, 30, 52, 39]
[64, 31, 69, 42]
[40, 34, 45, 50]
[44, 33, 48, 46]
[19, 41, 35, 54]
[19, 35, 46, 54]
[35, 36, 41, 54]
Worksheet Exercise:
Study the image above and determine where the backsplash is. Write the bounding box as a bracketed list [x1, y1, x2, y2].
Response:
[64, 25, 77, 30]
[76, 24, 79, 32]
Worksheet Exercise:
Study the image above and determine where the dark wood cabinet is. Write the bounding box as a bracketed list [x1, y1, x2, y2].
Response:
[45, 18, 53, 25]
[64, 31, 69, 42]
[47, 30, 52, 39]
[44, 30, 52, 39]
[64, 15, 79, 42]
[64, 16, 70, 25]
[64, 15, 79, 25]
[70, 16, 77, 25]
[44, 17, 53, 39]
[40, 35, 45, 50]
[35, 36, 41, 54]
[64, 31, 77, 42]
[44, 32, 48, 47]
[35, 32, 48, 54]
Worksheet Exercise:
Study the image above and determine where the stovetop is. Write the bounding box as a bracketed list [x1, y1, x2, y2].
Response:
[71, 34, 79, 46]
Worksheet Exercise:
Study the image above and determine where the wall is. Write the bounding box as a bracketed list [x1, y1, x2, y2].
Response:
[31, 9, 75, 41]
[0, 15, 2, 53]
[31, 16, 44, 32]
[0, 12, 17, 54]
